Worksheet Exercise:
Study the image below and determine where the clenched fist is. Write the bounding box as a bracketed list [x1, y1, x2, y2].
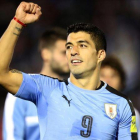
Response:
[15, 2, 42, 24]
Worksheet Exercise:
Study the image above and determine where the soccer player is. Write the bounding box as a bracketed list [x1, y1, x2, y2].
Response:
[100, 55, 140, 140]
[0, 2, 138, 140]
[3, 27, 69, 140]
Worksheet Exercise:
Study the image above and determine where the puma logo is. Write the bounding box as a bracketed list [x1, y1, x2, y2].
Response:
[62, 95, 72, 107]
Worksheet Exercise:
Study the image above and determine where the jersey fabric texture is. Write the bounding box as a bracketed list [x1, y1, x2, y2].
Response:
[15, 73, 138, 140]
[3, 93, 40, 140]
[135, 108, 140, 140]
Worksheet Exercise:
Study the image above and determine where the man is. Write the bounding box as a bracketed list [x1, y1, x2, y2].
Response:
[0, 2, 138, 140]
[100, 55, 140, 140]
[3, 27, 69, 140]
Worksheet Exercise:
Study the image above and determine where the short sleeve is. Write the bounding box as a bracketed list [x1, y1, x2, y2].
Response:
[15, 72, 59, 104]
[118, 99, 138, 140]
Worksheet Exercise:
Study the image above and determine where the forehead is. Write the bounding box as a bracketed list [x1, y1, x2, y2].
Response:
[54, 39, 66, 50]
[67, 31, 93, 43]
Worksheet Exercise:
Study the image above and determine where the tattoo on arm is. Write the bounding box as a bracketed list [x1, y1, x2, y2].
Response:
[13, 26, 22, 36]
[15, 27, 22, 32]
[10, 69, 22, 74]
[13, 33, 19, 36]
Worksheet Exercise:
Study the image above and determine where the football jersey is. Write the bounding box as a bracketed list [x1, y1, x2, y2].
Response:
[3, 93, 40, 140]
[15, 73, 138, 140]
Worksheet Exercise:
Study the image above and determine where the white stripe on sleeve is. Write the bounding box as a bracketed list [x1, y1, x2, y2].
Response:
[4, 93, 17, 140]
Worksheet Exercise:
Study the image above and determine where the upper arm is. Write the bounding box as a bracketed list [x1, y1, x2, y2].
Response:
[2, 72, 60, 104]
[0, 69, 23, 94]
[118, 99, 138, 140]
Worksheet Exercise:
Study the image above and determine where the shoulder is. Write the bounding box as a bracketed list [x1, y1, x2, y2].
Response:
[22, 73, 67, 89]
[105, 84, 135, 115]
[40, 74, 68, 83]
[105, 84, 128, 100]
[24, 73, 68, 85]
[40, 74, 68, 87]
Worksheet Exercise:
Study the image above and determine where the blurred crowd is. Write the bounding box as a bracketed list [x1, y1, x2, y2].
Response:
[0, 0, 140, 139]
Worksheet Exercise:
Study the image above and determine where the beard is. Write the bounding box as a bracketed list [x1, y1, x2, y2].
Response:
[50, 58, 70, 78]
[70, 62, 97, 79]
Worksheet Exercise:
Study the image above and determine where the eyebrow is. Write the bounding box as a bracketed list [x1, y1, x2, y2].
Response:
[65, 40, 90, 47]
[77, 40, 90, 44]
[65, 42, 73, 47]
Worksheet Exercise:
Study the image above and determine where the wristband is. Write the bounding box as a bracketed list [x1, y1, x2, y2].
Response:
[13, 17, 27, 27]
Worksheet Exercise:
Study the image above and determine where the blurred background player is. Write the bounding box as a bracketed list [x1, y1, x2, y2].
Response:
[3, 27, 69, 140]
[100, 55, 140, 140]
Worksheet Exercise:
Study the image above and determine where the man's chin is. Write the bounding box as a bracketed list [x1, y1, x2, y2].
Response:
[71, 71, 84, 79]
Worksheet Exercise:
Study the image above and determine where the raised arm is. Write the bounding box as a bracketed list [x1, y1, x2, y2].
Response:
[0, 2, 42, 94]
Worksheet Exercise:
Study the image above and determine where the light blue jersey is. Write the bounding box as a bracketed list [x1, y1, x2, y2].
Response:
[15, 73, 138, 140]
[3, 93, 40, 140]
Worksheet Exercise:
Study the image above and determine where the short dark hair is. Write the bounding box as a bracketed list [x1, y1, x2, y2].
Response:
[67, 23, 107, 52]
[101, 55, 126, 90]
[39, 27, 67, 51]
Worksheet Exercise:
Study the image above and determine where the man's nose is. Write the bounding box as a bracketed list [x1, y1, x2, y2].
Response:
[71, 46, 79, 56]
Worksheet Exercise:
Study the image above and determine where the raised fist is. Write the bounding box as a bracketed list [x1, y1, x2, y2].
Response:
[15, 2, 42, 24]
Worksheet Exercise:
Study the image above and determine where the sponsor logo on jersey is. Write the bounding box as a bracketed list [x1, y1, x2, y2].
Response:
[105, 103, 117, 119]
[62, 95, 72, 107]
[131, 116, 137, 133]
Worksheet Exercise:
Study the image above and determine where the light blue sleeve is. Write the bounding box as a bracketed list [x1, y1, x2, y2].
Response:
[118, 99, 138, 140]
[135, 108, 140, 140]
[15, 73, 59, 104]
[3, 93, 25, 140]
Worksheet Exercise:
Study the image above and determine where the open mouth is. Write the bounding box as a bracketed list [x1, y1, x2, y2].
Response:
[71, 60, 83, 65]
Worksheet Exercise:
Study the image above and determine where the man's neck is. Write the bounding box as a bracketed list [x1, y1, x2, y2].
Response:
[70, 68, 101, 90]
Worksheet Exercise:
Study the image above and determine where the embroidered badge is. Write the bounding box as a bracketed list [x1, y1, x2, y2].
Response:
[105, 103, 117, 119]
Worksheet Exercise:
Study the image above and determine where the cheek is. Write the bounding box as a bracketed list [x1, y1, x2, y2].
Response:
[51, 53, 60, 63]
[53, 52, 62, 60]
[53, 54, 68, 66]
[86, 54, 97, 66]
[115, 77, 121, 84]
[112, 78, 121, 89]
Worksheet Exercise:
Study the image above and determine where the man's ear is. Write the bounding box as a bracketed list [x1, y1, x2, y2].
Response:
[41, 49, 52, 61]
[97, 49, 106, 63]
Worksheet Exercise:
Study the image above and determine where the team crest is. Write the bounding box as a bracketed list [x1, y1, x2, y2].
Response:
[105, 103, 117, 119]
